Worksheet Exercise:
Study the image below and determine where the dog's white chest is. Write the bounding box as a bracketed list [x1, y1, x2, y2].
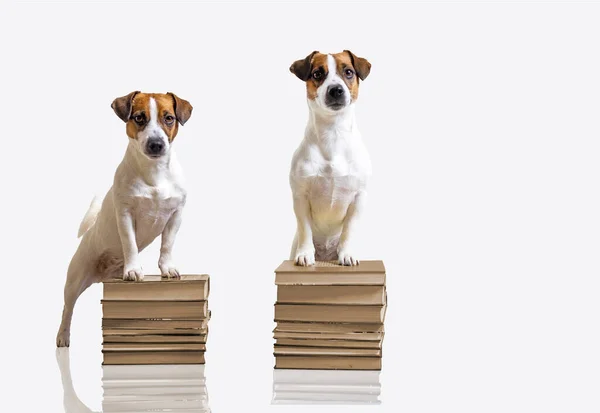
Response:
[294, 151, 367, 229]
[318, 156, 349, 176]
[290, 131, 371, 238]
[295, 142, 369, 189]
[302, 157, 365, 201]
[130, 183, 185, 245]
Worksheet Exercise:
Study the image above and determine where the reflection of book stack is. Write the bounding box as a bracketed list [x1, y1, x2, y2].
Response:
[102, 364, 210, 412]
[102, 275, 210, 365]
[273, 261, 386, 370]
[272, 369, 381, 405]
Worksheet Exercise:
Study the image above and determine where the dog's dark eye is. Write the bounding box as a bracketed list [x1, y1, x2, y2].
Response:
[133, 114, 145, 124]
[345, 69, 354, 79]
[312, 70, 323, 80]
[165, 115, 175, 124]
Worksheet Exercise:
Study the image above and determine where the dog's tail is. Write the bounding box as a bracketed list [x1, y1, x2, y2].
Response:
[77, 195, 102, 238]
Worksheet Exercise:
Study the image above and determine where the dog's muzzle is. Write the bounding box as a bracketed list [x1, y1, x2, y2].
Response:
[146, 137, 165, 157]
[325, 85, 346, 110]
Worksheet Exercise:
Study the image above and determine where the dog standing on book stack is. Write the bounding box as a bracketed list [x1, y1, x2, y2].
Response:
[289, 50, 372, 266]
[56, 92, 193, 347]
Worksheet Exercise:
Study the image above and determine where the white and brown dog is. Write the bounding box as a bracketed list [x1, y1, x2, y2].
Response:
[56, 91, 193, 347]
[289, 50, 372, 266]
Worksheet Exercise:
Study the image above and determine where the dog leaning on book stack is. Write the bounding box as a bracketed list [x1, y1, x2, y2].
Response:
[273, 261, 386, 370]
[56, 91, 193, 348]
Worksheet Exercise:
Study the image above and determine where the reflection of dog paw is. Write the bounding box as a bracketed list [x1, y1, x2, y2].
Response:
[295, 251, 315, 266]
[338, 251, 359, 266]
[56, 330, 70, 347]
[123, 267, 144, 281]
[161, 267, 181, 279]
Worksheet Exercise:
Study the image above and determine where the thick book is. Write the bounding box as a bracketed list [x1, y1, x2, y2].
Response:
[277, 285, 386, 305]
[274, 346, 381, 357]
[102, 317, 209, 330]
[275, 356, 381, 370]
[275, 260, 385, 286]
[103, 343, 206, 352]
[103, 334, 208, 344]
[103, 351, 205, 365]
[103, 275, 210, 300]
[102, 300, 208, 319]
[274, 304, 386, 323]
[103, 327, 207, 336]
[274, 321, 384, 334]
[275, 338, 382, 349]
[273, 331, 383, 341]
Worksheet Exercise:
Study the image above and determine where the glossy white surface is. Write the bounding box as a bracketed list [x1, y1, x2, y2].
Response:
[272, 369, 381, 405]
[57, 349, 211, 412]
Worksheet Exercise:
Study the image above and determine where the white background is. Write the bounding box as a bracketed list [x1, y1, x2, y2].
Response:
[2, 1, 600, 412]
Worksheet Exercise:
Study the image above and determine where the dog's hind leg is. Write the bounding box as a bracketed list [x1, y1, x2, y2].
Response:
[56, 255, 96, 347]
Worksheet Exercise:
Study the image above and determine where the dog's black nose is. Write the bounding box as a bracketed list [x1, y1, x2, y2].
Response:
[146, 138, 164, 156]
[328, 85, 345, 98]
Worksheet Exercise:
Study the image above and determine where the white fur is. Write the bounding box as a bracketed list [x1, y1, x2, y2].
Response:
[56, 100, 187, 347]
[77, 195, 102, 237]
[290, 54, 371, 266]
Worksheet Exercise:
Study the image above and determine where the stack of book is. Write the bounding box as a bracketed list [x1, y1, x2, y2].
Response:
[102, 364, 210, 412]
[272, 369, 381, 405]
[273, 261, 386, 370]
[102, 275, 211, 365]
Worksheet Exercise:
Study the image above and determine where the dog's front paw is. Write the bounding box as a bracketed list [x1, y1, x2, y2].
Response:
[295, 250, 315, 266]
[56, 330, 70, 347]
[123, 266, 144, 282]
[160, 266, 181, 279]
[159, 257, 181, 279]
[338, 250, 360, 266]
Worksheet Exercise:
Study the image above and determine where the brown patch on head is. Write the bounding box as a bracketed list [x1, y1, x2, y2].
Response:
[111, 91, 140, 122]
[168, 92, 193, 127]
[290, 51, 319, 81]
[343, 50, 371, 81]
[290, 51, 330, 100]
[112, 92, 193, 142]
[332, 51, 371, 102]
[305, 53, 329, 100]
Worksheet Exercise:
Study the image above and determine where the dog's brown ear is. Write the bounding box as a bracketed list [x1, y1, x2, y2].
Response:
[290, 51, 319, 81]
[168, 92, 193, 126]
[344, 50, 371, 81]
[111, 91, 140, 122]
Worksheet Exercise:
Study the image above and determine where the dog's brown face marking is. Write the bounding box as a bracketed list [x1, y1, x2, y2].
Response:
[290, 50, 371, 102]
[127, 94, 178, 142]
[112, 92, 193, 142]
[305, 53, 329, 100]
[333, 51, 360, 101]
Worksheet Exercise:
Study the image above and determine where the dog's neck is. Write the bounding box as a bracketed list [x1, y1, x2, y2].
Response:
[125, 141, 173, 186]
[306, 103, 358, 146]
